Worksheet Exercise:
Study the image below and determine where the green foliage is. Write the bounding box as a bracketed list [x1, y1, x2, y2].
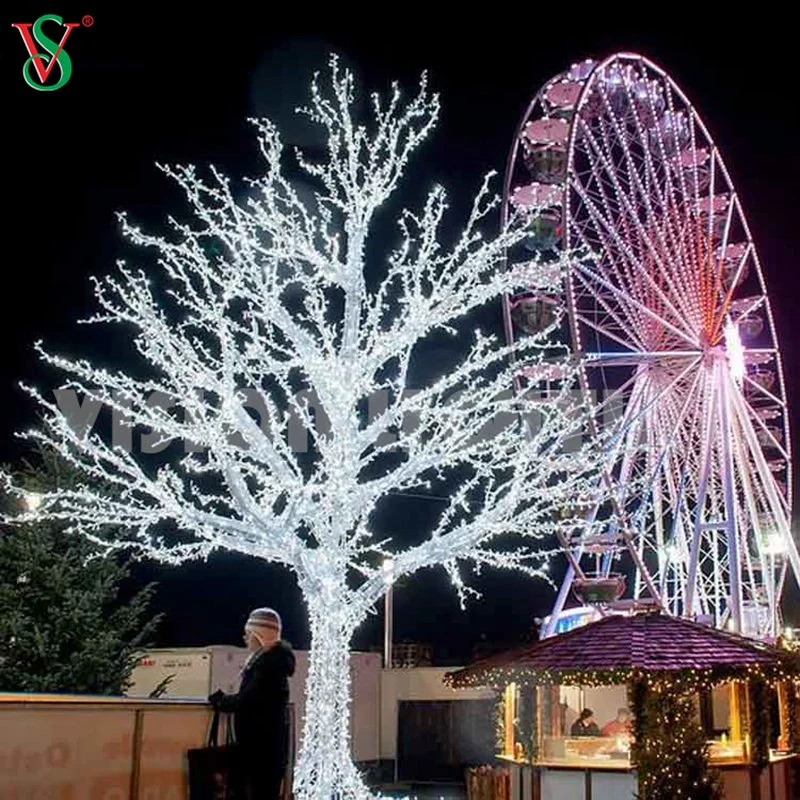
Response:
[0, 449, 161, 695]
[747, 677, 771, 768]
[787, 682, 799, 752]
[632, 679, 723, 800]
[515, 685, 536, 760]
[494, 691, 505, 753]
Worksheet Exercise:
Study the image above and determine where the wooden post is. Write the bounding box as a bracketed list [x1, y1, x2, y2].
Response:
[535, 686, 543, 762]
[730, 680, 742, 743]
[505, 684, 516, 757]
[743, 681, 752, 762]
[128, 709, 144, 800]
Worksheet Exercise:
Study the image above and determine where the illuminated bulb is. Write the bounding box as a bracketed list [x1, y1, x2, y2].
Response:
[764, 531, 787, 556]
[724, 319, 745, 383]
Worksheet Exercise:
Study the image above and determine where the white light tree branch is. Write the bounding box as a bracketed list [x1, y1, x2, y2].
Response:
[2, 56, 601, 800]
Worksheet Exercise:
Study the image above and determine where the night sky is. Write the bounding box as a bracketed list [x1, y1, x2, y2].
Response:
[3, 8, 799, 660]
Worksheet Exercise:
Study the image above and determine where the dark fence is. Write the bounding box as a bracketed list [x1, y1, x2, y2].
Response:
[397, 699, 496, 782]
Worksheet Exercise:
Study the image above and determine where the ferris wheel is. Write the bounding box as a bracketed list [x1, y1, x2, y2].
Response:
[501, 53, 800, 640]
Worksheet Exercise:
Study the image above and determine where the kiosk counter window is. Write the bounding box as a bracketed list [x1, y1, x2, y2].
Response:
[496, 678, 794, 769]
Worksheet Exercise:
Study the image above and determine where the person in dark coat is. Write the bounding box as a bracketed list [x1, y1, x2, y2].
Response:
[209, 607, 296, 800]
[570, 708, 601, 737]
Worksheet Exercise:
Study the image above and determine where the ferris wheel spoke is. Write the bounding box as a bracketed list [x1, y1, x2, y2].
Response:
[573, 125, 662, 308]
[711, 152, 736, 240]
[572, 258, 700, 348]
[683, 368, 718, 616]
[575, 316, 650, 355]
[597, 390, 662, 599]
[570, 267, 650, 351]
[574, 127, 702, 331]
[571, 183, 701, 337]
[584, 370, 641, 430]
[716, 360, 745, 629]
[640, 391, 672, 590]
[730, 379, 794, 530]
[741, 371, 788, 410]
[584, 350, 700, 365]
[648, 87, 702, 284]
[655, 86, 701, 271]
[602, 359, 703, 569]
[600, 82, 705, 331]
[591, 111, 649, 304]
[729, 377, 791, 633]
[605, 358, 702, 465]
[713, 240, 754, 337]
[663, 382, 707, 609]
[639, 367, 704, 506]
[633, 369, 705, 594]
[570, 162, 652, 336]
[623, 78, 705, 318]
[740, 391, 790, 464]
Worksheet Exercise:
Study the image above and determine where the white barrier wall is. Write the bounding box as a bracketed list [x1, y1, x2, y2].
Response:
[0, 697, 212, 800]
[128, 647, 382, 763]
[378, 667, 495, 759]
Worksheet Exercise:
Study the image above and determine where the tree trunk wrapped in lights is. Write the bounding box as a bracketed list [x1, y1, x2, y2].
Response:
[2, 57, 600, 799]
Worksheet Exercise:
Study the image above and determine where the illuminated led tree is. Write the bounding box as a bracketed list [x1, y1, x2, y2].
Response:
[3, 59, 599, 799]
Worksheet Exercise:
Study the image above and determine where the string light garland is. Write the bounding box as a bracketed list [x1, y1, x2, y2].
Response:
[516, 684, 537, 762]
[445, 661, 798, 691]
[0, 57, 602, 800]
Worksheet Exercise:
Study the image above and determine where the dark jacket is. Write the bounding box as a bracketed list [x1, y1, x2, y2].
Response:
[214, 641, 296, 768]
[571, 718, 601, 737]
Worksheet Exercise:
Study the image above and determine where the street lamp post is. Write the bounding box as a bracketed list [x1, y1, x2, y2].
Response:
[383, 558, 394, 669]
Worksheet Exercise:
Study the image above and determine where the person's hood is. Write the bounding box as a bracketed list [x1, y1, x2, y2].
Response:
[266, 639, 296, 677]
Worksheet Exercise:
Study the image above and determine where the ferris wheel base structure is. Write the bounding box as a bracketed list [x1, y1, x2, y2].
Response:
[501, 53, 800, 642]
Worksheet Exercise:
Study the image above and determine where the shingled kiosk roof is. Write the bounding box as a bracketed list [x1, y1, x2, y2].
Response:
[445, 612, 795, 688]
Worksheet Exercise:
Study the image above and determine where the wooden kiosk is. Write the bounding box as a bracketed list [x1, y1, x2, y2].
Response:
[446, 612, 800, 800]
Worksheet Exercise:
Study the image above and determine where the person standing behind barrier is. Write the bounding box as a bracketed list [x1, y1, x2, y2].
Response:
[209, 607, 296, 800]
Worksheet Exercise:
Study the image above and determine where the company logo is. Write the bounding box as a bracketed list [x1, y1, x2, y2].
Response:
[11, 13, 93, 91]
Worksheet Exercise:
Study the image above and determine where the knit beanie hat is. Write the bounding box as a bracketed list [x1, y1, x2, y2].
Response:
[245, 607, 282, 644]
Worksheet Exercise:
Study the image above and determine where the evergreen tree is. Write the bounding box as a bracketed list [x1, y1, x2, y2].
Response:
[0, 449, 160, 695]
[632, 679, 723, 800]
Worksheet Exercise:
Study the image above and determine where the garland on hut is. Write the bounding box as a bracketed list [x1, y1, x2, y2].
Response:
[516, 686, 537, 761]
[495, 690, 505, 755]
[786, 680, 799, 752]
[747, 676, 771, 768]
